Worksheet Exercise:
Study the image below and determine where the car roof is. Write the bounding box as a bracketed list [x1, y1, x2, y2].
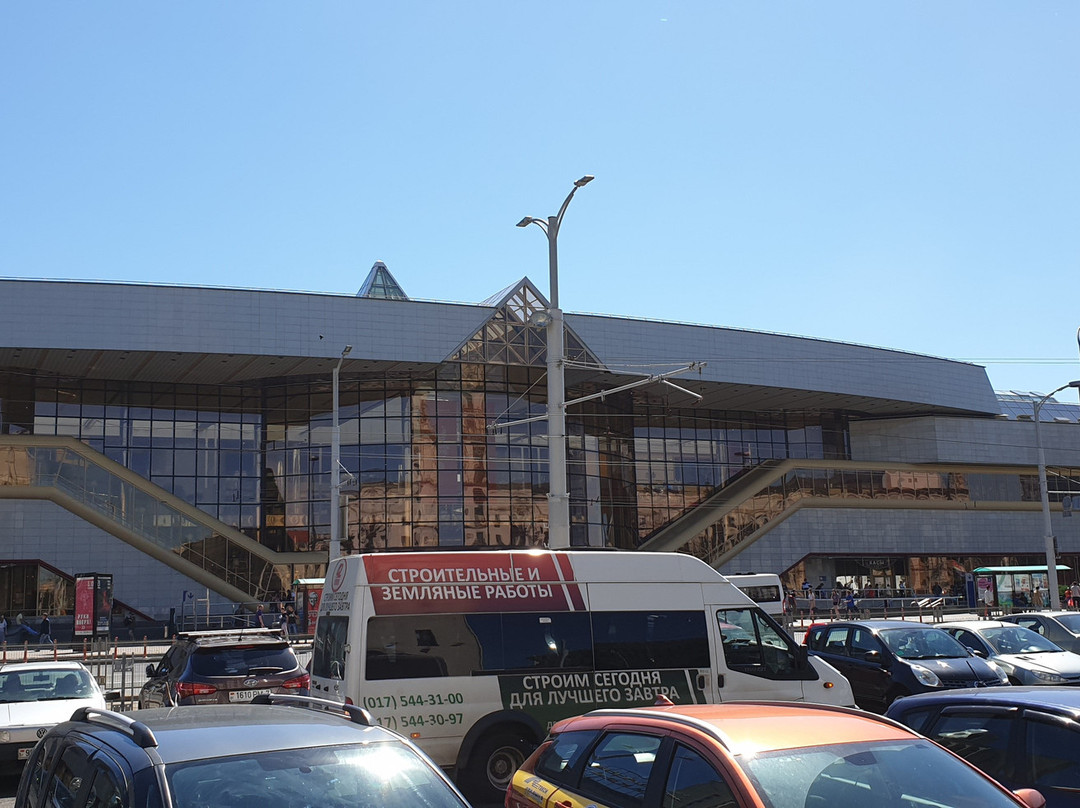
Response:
[888, 686, 1080, 717]
[63, 704, 398, 766]
[0, 661, 91, 674]
[938, 621, 1014, 631]
[1007, 611, 1071, 619]
[177, 628, 289, 647]
[562, 702, 915, 755]
[822, 620, 946, 632]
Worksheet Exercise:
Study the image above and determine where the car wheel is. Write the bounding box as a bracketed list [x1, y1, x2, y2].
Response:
[462, 729, 534, 804]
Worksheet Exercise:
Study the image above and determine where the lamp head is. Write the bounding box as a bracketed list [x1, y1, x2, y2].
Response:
[528, 310, 553, 328]
[574, 175, 595, 188]
[516, 217, 536, 228]
[342, 345, 353, 357]
[1069, 380, 1080, 388]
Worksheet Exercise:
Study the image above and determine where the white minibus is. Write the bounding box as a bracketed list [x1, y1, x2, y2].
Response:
[309, 549, 853, 803]
[724, 572, 785, 617]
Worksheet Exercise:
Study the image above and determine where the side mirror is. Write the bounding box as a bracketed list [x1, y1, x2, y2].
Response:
[145, 664, 157, 678]
[863, 649, 884, 666]
[105, 689, 122, 701]
[970, 648, 988, 659]
[1014, 788, 1047, 808]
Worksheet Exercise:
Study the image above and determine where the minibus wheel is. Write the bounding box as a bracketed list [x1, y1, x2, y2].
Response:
[464, 729, 533, 802]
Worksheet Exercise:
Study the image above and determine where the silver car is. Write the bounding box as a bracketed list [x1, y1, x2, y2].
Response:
[942, 620, 1080, 685]
[1003, 611, 1080, 654]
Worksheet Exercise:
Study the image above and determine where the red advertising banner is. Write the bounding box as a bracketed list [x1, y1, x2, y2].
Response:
[304, 587, 322, 634]
[363, 552, 585, 615]
[74, 576, 95, 637]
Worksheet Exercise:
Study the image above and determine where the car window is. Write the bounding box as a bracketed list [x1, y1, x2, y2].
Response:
[534, 730, 598, 784]
[805, 628, 827, 652]
[1026, 715, 1080, 792]
[0, 669, 96, 702]
[716, 609, 802, 679]
[889, 706, 937, 735]
[190, 645, 297, 676]
[1012, 617, 1044, 635]
[25, 736, 61, 808]
[822, 627, 850, 656]
[880, 628, 968, 660]
[578, 732, 661, 808]
[44, 742, 95, 808]
[662, 744, 736, 808]
[166, 740, 466, 808]
[982, 626, 1060, 655]
[924, 713, 1014, 782]
[849, 627, 882, 656]
[1054, 614, 1080, 633]
[83, 760, 126, 808]
[950, 629, 987, 655]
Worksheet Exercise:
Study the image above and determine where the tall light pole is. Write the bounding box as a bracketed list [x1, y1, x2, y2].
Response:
[330, 344, 352, 561]
[1034, 379, 1080, 609]
[517, 175, 594, 550]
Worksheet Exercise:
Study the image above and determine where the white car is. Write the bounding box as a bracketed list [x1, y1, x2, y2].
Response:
[0, 661, 114, 768]
[942, 620, 1080, 685]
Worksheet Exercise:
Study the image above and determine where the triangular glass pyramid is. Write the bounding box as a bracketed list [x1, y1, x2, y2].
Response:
[357, 261, 409, 300]
[448, 278, 603, 368]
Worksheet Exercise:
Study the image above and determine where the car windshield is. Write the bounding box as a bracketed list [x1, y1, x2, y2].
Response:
[1055, 614, 1080, 633]
[982, 626, 1061, 655]
[190, 645, 296, 677]
[879, 628, 969, 660]
[167, 741, 467, 808]
[739, 738, 1022, 808]
[0, 669, 96, 703]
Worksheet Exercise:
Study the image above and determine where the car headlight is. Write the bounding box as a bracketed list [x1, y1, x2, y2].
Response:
[911, 664, 942, 687]
[984, 660, 1011, 684]
[1030, 669, 1066, 684]
[0, 730, 8, 743]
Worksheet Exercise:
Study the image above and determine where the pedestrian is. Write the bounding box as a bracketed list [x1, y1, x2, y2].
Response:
[808, 588, 816, 619]
[123, 612, 136, 641]
[38, 613, 52, 644]
[0, 614, 6, 646]
[285, 604, 298, 635]
[844, 591, 856, 615]
[255, 604, 265, 627]
[1032, 586, 1044, 609]
[831, 589, 841, 619]
[1071, 582, 1080, 610]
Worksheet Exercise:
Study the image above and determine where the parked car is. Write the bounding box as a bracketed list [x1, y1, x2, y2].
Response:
[1003, 612, 1080, 653]
[887, 687, 1080, 808]
[0, 661, 117, 771]
[139, 628, 308, 707]
[940, 620, 1080, 685]
[16, 693, 471, 808]
[805, 619, 1010, 712]
[505, 700, 1046, 808]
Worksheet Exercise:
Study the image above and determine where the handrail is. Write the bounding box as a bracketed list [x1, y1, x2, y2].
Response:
[0, 436, 325, 603]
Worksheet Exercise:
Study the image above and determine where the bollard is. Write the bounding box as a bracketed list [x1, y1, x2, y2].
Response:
[83, 638, 88, 661]
[23, 640, 28, 662]
[2, 641, 5, 663]
[52, 639, 58, 661]
[143, 637, 148, 658]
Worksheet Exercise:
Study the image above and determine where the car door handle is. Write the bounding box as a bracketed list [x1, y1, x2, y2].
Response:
[555, 801, 574, 808]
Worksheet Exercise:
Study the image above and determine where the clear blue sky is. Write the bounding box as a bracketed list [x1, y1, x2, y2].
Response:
[3, 3, 1079, 399]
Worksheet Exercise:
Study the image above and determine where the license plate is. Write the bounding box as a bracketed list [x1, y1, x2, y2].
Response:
[229, 689, 272, 702]
[18, 747, 34, 760]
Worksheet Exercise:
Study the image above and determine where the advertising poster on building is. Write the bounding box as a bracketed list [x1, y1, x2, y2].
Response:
[74, 575, 96, 637]
[96, 575, 113, 636]
[305, 586, 322, 634]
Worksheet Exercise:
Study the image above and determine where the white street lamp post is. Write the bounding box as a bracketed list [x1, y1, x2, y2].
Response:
[517, 175, 594, 550]
[1034, 379, 1080, 609]
[330, 344, 352, 561]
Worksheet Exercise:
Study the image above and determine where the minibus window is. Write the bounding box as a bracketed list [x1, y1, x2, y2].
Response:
[592, 612, 709, 670]
[312, 616, 349, 679]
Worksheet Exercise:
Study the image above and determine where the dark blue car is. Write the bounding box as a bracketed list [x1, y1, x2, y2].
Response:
[887, 686, 1080, 808]
[805, 619, 1010, 712]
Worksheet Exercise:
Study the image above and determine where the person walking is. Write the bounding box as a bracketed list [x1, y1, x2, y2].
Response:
[808, 588, 817, 620]
[255, 604, 265, 627]
[0, 614, 7, 646]
[38, 614, 52, 644]
[1032, 586, 1045, 609]
[1071, 582, 1080, 610]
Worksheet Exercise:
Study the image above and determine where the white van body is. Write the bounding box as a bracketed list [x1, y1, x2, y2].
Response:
[309, 549, 852, 801]
[725, 572, 785, 616]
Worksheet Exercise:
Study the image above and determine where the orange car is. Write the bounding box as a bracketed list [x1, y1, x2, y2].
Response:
[506, 699, 1045, 808]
